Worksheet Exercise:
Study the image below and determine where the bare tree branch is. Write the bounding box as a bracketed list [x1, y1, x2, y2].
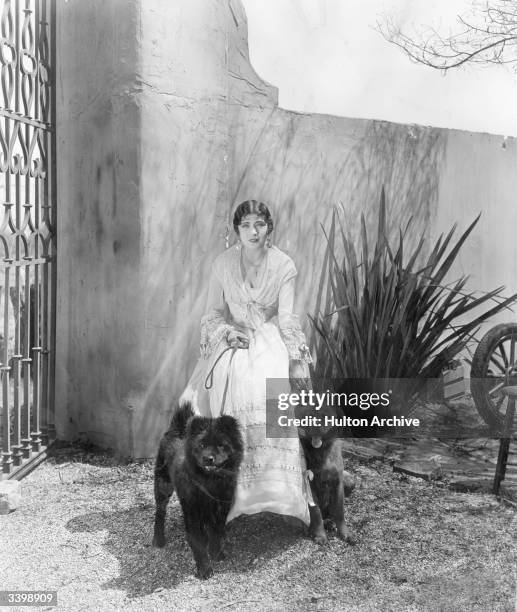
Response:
[377, 0, 517, 72]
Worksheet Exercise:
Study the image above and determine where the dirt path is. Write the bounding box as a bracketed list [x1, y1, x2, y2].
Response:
[0, 445, 515, 611]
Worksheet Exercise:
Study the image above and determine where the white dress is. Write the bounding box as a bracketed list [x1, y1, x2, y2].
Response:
[180, 245, 313, 525]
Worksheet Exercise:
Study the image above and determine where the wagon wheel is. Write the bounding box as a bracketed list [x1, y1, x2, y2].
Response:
[470, 323, 517, 429]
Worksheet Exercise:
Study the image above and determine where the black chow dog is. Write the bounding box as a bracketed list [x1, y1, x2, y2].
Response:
[299, 423, 356, 546]
[152, 403, 244, 579]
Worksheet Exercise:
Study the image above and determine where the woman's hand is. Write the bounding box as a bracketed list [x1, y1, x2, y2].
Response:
[289, 359, 310, 392]
[289, 359, 306, 379]
[227, 329, 250, 349]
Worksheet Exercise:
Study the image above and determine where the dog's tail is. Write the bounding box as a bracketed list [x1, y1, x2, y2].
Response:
[169, 402, 195, 438]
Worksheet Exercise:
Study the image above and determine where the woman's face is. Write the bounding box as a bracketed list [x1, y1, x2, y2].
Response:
[238, 213, 269, 250]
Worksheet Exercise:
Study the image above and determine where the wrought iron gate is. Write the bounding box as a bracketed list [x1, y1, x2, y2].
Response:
[0, 0, 55, 478]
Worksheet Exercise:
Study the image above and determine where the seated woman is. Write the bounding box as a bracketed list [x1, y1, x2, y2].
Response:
[180, 199, 313, 525]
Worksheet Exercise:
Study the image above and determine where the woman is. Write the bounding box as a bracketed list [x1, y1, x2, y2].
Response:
[180, 200, 313, 525]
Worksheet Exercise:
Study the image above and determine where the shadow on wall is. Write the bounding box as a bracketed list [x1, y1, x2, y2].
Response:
[135, 113, 447, 453]
[134, 131, 232, 449]
[229, 110, 446, 326]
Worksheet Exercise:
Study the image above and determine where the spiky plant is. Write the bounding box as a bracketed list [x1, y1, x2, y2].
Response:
[310, 189, 517, 413]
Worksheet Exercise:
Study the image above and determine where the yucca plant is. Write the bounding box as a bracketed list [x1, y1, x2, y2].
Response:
[310, 189, 517, 413]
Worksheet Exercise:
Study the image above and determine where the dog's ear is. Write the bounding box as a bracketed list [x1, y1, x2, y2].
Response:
[187, 416, 209, 437]
[216, 416, 242, 441]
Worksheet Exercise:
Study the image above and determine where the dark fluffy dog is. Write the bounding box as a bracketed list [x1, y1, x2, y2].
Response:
[152, 403, 243, 579]
[300, 425, 356, 546]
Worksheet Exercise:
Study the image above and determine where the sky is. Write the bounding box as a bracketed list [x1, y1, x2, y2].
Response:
[241, 0, 517, 137]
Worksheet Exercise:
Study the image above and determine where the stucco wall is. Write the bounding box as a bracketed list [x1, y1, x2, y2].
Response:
[227, 107, 446, 323]
[135, 0, 240, 449]
[56, 0, 517, 457]
[436, 131, 517, 324]
[56, 0, 143, 450]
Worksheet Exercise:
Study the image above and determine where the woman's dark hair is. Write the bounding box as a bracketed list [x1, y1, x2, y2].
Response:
[233, 200, 274, 235]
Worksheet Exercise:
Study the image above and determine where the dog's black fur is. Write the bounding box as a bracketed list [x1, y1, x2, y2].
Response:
[152, 403, 244, 579]
[300, 424, 356, 546]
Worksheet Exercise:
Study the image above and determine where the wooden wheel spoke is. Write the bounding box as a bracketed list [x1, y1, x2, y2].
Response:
[488, 380, 506, 397]
[497, 341, 509, 369]
[510, 334, 516, 369]
[489, 353, 506, 374]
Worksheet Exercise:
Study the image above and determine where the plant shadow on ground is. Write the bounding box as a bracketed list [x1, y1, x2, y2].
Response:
[66, 503, 308, 598]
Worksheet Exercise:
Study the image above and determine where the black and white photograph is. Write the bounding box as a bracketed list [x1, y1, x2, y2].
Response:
[0, 0, 516, 610]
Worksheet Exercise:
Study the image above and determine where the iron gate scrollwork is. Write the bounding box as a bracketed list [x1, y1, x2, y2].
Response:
[0, 0, 56, 477]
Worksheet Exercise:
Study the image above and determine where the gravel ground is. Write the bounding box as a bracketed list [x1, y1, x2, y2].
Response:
[1, 444, 516, 612]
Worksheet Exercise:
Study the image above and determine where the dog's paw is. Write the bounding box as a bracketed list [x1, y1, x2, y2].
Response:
[337, 525, 357, 545]
[311, 531, 328, 546]
[196, 565, 214, 580]
[343, 470, 356, 497]
[152, 534, 166, 548]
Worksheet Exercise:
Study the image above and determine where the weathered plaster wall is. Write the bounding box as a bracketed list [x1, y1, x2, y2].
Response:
[56, 0, 143, 451]
[56, 0, 278, 455]
[56, 0, 517, 457]
[435, 132, 517, 334]
[229, 107, 517, 340]
[132, 0, 278, 451]
[227, 107, 445, 326]
[135, 0, 239, 450]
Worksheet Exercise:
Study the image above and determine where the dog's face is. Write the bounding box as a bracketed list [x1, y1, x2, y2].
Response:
[298, 424, 334, 448]
[186, 416, 243, 473]
[297, 404, 341, 448]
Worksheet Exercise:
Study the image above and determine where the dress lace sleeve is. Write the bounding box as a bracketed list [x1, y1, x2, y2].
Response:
[278, 275, 312, 364]
[200, 262, 233, 359]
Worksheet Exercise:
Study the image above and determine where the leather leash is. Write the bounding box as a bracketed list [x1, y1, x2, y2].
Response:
[204, 345, 239, 416]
